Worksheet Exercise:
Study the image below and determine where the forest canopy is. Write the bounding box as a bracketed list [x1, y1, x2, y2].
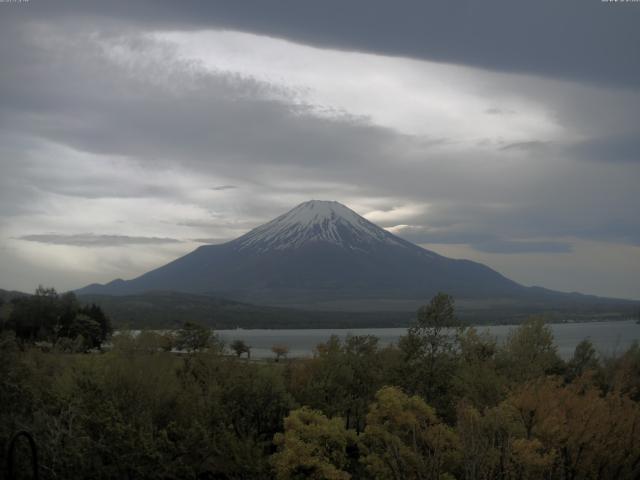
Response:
[1, 293, 639, 479]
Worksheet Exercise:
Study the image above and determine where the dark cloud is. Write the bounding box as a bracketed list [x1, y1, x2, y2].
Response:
[172, 218, 260, 230]
[391, 225, 573, 254]
[32, 176, 179, 200]
[191, 238, 230, 244]
[472, 239, 573, 255]
[389, 226, 493, 246]
[500, 141, 552, 152]
[485, 108, 516, 116]
[2, 0, 639, 88]
[17, 233, 182, 247]
[568, 134, 640, 163]
[0, 27, 408, 180]
[210, 185, 238, 191]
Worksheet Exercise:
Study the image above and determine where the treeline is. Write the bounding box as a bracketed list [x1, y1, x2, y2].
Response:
[1, 286, 112, 351]
[1, 294, 639, 479]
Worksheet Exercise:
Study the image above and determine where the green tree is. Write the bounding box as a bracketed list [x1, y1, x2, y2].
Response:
[398, 293, 463, 415]
[231, 338, 251, 358]
[57, 291, 80, 337]
[287, 336, 353, 424]
[453, 327, 506, 409]
[68, 313, 103, 350]
[79, 303, 112, 342]
[134, 330, 174, 353]
[175, 321, 216, 352]
[174, 353, 294, 477]
[8, 286, 60, 341]
[566, 338, 599, 382]
[497, 316, 563, 383]
[287, 335, 386, 433]
[342, 335, 384, 433]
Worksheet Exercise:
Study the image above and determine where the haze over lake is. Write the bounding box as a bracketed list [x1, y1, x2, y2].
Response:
[217, 320, 640, 360]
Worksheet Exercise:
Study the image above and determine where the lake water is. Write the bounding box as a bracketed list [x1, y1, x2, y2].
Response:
[216, 320, 640, 360]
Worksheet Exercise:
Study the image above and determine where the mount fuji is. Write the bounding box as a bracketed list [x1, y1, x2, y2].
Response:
[76, 200, 612, 311]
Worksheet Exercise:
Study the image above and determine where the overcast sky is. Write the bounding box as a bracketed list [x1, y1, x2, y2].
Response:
[1, 1, 639, 299]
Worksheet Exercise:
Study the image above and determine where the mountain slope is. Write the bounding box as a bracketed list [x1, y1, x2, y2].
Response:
[78, 200, 625, 311]
[77, 200, 528, 306]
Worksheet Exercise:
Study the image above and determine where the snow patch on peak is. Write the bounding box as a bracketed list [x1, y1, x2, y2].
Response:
[235, 200, 412, 252]
[276, 200, 365, 228]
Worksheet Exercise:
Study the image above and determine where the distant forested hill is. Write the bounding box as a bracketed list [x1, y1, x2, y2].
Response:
[0, 288, 28, 302]
[77, 291, 413, 329]
[1, 287, 635, 330]
[78, 290, 637, 329]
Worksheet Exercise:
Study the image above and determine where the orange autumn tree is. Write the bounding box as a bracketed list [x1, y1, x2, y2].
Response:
[506, 378, 640, 479]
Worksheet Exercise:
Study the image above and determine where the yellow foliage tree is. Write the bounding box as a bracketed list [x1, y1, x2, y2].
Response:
[271, 407, 356, 480]
[360, 386, 459, 479]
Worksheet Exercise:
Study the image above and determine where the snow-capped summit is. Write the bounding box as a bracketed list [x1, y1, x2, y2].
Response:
[235, 200, 408, 252]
